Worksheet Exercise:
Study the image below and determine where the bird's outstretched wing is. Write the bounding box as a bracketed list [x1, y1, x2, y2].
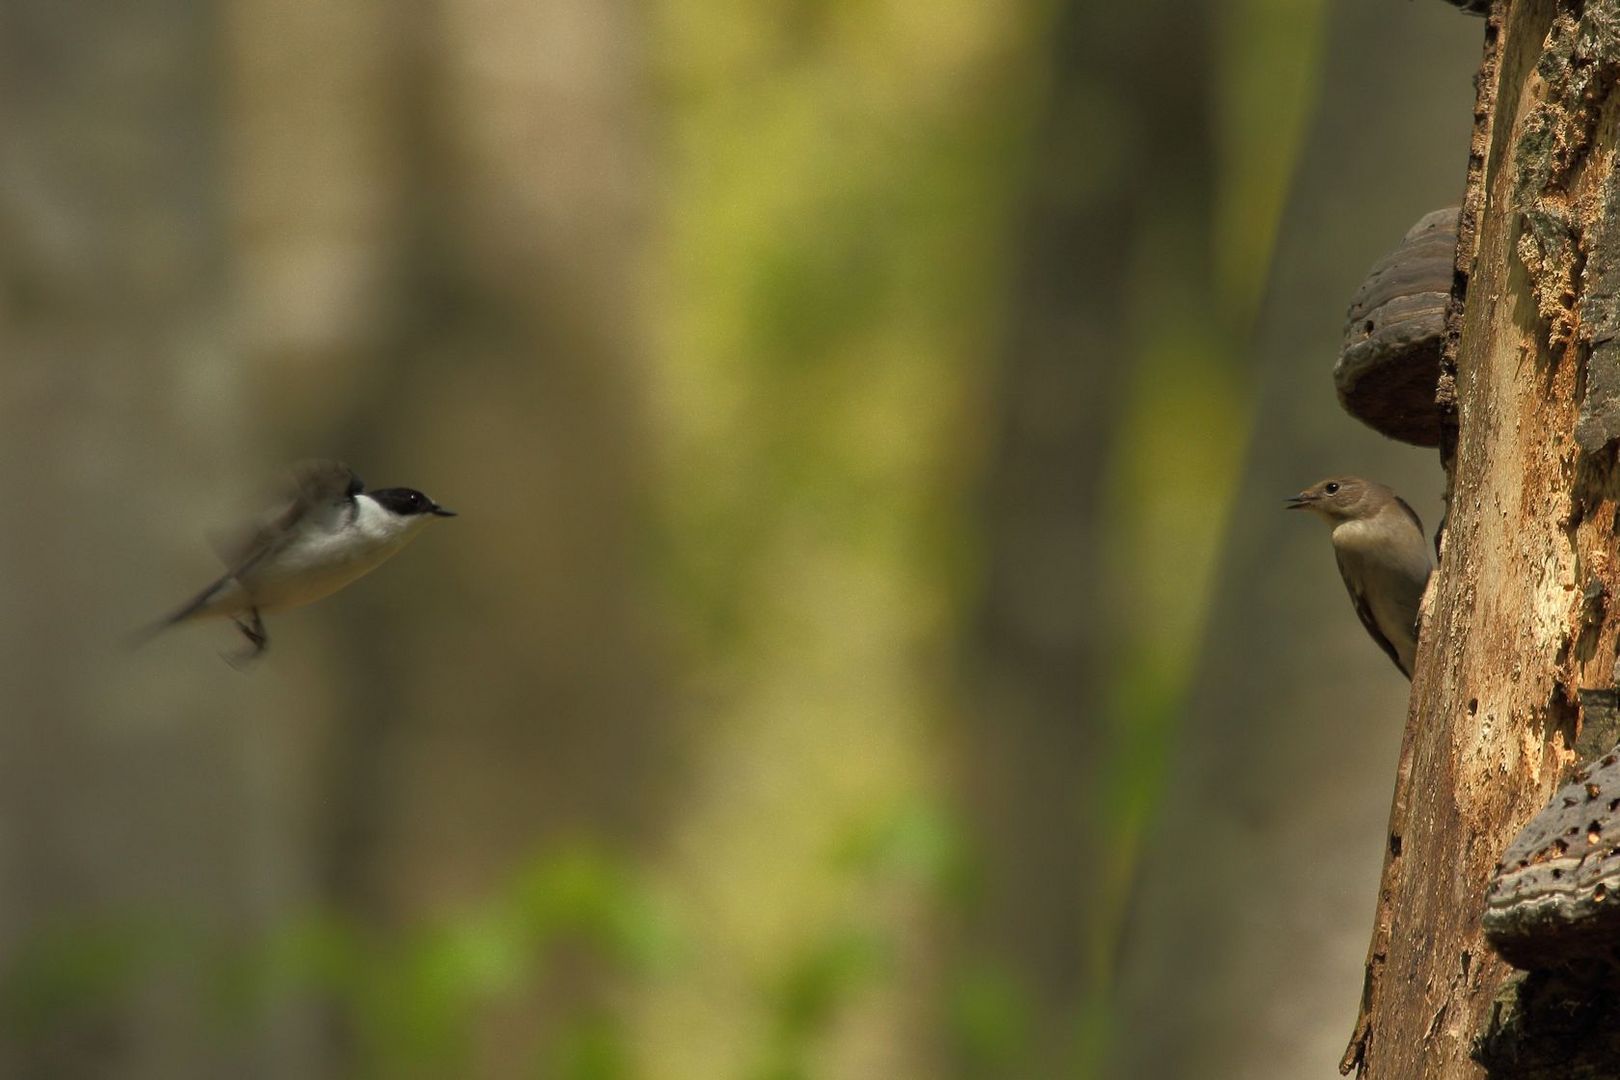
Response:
[155, 461, 363, 628]
[212, 460, 363, 568]
[1336, 551, 1409, 677]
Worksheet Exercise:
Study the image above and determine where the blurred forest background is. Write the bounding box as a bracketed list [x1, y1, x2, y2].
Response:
[0, 1, 1481, 1078]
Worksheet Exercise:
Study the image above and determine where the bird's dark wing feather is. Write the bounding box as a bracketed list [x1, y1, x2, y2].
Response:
[1336, 551, 1410, 677]
[154, 565, 259, 629]
[289, 459, 365, 504]
[159, 461, 362, 629]
[1394, 496, 1423, 535]
[211, 460, 363, 572]
[131, 461, 363, 644]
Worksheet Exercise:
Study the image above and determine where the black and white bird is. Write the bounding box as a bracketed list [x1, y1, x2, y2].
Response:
[1288, 476, 1433, 679]
[147, 460, 455, 659]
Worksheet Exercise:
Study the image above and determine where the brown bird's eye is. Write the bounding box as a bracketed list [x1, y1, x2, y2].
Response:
[1325, 482, 1340, 495]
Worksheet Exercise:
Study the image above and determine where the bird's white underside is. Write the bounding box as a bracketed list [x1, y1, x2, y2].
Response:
[190, 494, 430, 617]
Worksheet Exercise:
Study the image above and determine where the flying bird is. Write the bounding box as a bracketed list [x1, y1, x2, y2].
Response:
[146, 460, 455, 659]
[1288, 475, 1432, 678]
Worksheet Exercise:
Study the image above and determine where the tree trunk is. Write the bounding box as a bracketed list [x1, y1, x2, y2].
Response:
[0, 4, 311, 1078]
[1347, 1, 1620, 1075]
[223, 1, 665, 1074]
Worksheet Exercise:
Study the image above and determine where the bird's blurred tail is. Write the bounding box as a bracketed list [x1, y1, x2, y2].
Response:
[127, 576, 229, 651]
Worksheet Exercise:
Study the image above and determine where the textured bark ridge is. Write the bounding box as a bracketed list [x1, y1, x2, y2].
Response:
[1345, 2, 1620, 1077]
[1575, 159, 1620, 451]
[1511, 2, 1620, 443]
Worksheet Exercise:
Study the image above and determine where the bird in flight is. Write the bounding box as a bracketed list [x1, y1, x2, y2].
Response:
[145, 460, 455, 660]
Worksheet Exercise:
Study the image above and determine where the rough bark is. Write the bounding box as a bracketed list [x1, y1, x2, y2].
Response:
[1347, 1, 1620, 1076]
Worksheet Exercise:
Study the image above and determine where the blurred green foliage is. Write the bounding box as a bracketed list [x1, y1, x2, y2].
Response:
[5, 810, 1022, 1079]
[5, 847, 675, 1079]
[5, 917, 197, 1043]
[754, 927, 889, 1080]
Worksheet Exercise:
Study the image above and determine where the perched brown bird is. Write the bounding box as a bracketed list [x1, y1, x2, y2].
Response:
[1288, 476, 1432, 678]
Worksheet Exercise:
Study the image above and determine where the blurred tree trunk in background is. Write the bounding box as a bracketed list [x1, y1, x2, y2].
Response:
[340, 0, 665, 892]
[226, 0, 666, 1074]
[960, 1, 1323, 1075]
[0, 3, 310, 1079]
[955, 1, 1143, 1066]
[631, 5, 1054, 1077]
[1349, 2, 1620, 1076]
[1112, 4, 1482, 1079]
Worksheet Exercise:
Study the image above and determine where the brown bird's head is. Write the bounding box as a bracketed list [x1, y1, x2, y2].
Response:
[1286, 476, 1388, 525]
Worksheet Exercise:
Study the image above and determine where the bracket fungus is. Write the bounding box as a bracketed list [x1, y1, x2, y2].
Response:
[1484, 745, 1620, 970]
[1334, 207, 1459, 448]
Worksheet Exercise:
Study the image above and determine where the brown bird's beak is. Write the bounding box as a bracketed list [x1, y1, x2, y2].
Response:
[1285, 492, 1313, 510]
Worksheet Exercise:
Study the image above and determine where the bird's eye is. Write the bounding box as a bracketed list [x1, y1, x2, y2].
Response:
[1324, 482, 1340, 495]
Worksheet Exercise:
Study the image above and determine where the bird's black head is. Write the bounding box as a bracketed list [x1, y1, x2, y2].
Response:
[370, 487, 457, 518]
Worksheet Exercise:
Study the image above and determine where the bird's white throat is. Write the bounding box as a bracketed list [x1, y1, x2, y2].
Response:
[351, 493, 428, 545]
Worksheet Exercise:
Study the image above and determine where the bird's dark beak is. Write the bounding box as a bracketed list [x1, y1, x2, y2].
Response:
[431, 505, 458, 518]
[1285, 493, 1313, 510]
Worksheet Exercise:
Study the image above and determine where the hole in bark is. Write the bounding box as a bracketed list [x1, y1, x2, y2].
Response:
[1589, 783, 1604, 800]
[1598, 884, 1610, 903]
[1390, 833, 1403, 857]
[1592, 822, 1605, 844]
[1469, 698, 1479, 715]
[1554, 869, 1565, 879]
[1611, 798, 1620, 812]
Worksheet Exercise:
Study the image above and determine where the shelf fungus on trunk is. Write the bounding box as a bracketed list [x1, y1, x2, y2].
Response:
[1334, 207, 1459, 448]
[1484, 745, 1620, 970]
